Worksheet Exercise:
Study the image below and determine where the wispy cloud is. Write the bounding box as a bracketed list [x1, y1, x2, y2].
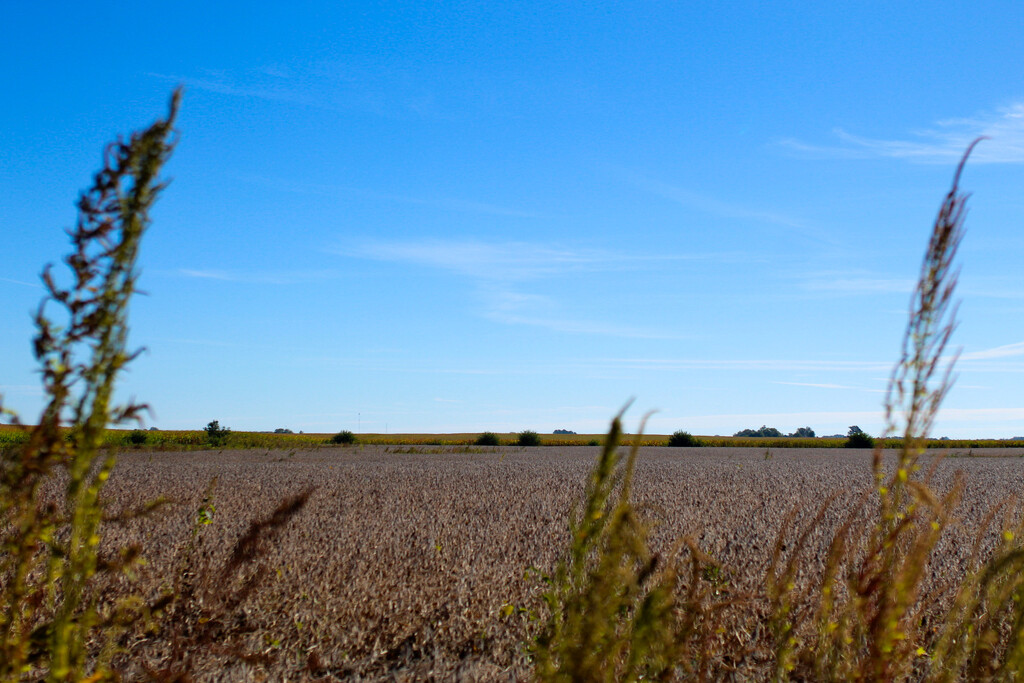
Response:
[0, 276, 41, 288]
[613, 167, 838, 246]
[772, 381, 884, 393]
[364, 191, 541, 219]
[147, 61, 451, 121]
[345, 238, 687, 338]
[960, 341, 1024, 361]
[593, 357, 893, 373]
[0, 385, 43, 397]
[242, 174, 543, 219]
[177, 268, 337, 285]
[483, 290, 672, 339]
[941, 407, 1024, 422]
[149, 337, 239, 348]
[351, 240, 612, 281]
[800, 275, 915, 295]
[146, 70, 319, 108]
[672, 409, 880, 424]
[781, 103, 1024, 164]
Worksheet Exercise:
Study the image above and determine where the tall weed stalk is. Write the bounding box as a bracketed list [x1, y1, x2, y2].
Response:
[535, 409, 726, 681]
[538, 138, 1024, 682]
[0, 91, 179, 681]
[765, 139, 1024, 681]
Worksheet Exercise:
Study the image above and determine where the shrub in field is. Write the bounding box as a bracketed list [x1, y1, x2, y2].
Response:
[517, 430, 542, 447]
[844, 429, 875, 449]
[330, 429, 358, 445]
[128, 429, 148, 446]
[667, 429, 702, 447]
[475, 431, 501, 446]
[0, 92, 179, 682]
[204, 420, 231, 446]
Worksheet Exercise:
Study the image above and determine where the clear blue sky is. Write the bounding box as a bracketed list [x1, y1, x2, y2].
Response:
[4, 2, 1024, 437]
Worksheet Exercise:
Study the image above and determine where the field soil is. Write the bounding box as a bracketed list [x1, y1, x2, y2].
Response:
[99, 445, 1024, 681]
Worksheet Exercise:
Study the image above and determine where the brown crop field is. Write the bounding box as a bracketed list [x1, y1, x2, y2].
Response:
[92, 444, 1024, 680]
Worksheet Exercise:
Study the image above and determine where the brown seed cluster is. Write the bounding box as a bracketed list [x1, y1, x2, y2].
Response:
[98, 445, 1024, 680]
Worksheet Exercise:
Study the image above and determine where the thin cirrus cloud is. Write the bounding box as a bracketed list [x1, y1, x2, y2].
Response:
[611, 167, 840, 247]
[800, 275, 915, 295]
[351, 239, 616, 281]
[346, 239, 683, 338]
[177, 268, 338, 285]
[772, 381, 885, 393]
[585, 357, 893, 373]
[147, 62, 452, 121]
[146, 70, 320, 109]
[781, 102, 1024, 164]
[482, 290, 670, 339]
[241, 174, 545, 220]
[960, 340, 1024, 361]
[0, 277, 42, 288]
[670, 407, 1024, 429]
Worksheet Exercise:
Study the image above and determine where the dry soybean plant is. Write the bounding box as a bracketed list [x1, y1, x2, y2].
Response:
[0, 91, 180, 681]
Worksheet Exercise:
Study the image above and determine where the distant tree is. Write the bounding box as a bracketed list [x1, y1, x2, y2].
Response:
[733, 425, 782, 438]
[848, 425, 865, 436]
[274, 428, 293, 434]
[205, 420, 231, 446]
[553, 429, 577, 435]
[789, 427, 816, 438]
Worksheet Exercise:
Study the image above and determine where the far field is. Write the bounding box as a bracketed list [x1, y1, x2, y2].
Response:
[3, 424, 1019, 451]
[96, 444, 1024, 680]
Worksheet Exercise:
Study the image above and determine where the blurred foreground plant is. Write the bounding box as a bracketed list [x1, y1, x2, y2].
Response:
[765, 139, 1024, 681]
[0, 91, 179, 681]
[534, 409, 727, 681]
[537, 138, 1024, 682]
[766, 139, 975, 680]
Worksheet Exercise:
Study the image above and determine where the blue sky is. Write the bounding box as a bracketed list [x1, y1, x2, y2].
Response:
[4, 2, 1024, 437]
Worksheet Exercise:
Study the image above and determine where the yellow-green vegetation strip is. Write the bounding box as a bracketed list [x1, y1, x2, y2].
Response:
[91, 428, 1024, 451]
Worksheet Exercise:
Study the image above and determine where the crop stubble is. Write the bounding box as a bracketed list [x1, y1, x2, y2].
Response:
[99, 445, 1024, 680]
